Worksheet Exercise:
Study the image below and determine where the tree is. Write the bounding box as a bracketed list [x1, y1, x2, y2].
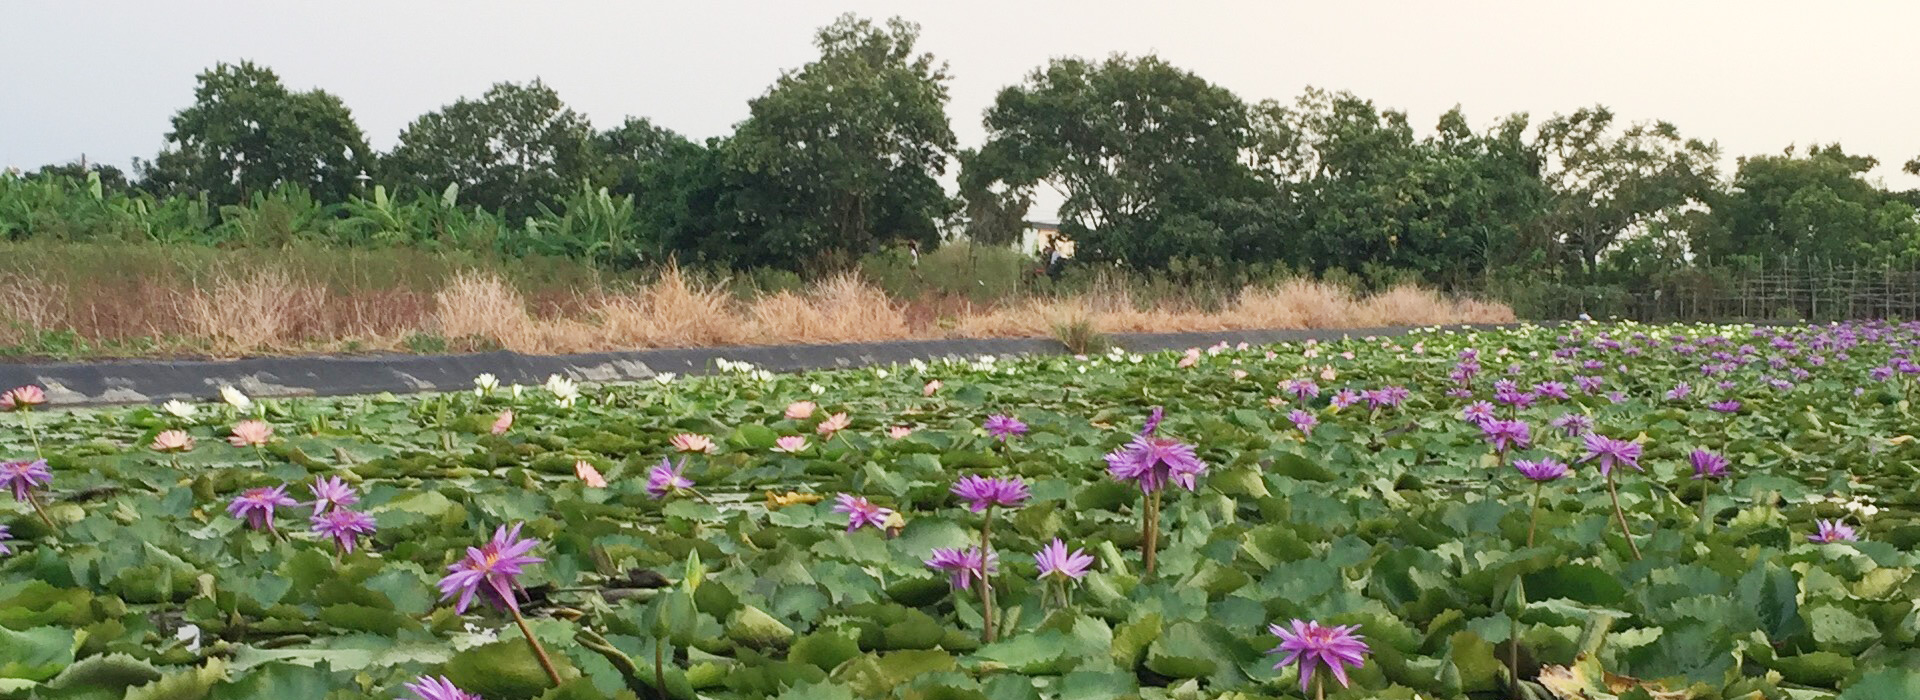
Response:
[1531, 107, 1719, 276]
[728, 15, 957, 268]
[955, 147, 1031, 248]
[383, 80, 594, 220]
[1699, 145, 1920, 263]
[138, 61, 373, 203]
[594, 117, 692, 198]
[1253, 91, 1546, 283]
[31, 159, 131, 192]
[632, 137, 753, 265]
[968, 54, 1261, 267]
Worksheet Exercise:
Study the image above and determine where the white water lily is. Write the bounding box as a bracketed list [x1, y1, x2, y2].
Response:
[175, 624, 202, 652]
[809, 383, 826, 395]
[909, 358, 928, 372]
[219, 386, 251, 411]
[750, 369, 774, 383]
[510, 384, 525, 398]
[545, 375, 580, 406]
[874, 368, 890, 379]
[473, 373, 499, 396]
[653, 372, 678, 385]
[161, 400, 197, 419]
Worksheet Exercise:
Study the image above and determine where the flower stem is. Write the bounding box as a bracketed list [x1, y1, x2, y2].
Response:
[1142, 491, 1161, 577]
[253, 445, 270, 471]
[27, 494, 54, 529]
[1605, 471, 1643, 561]
[655, 640, 667, 700]
[510, 605, 565, 687]
[1508, 610, 1521, 697]
[23, 412, 42, 458]
[1698, 478, 1713, 532]
[980, 507, 996, 643]
[1526, 482, 1544, 547]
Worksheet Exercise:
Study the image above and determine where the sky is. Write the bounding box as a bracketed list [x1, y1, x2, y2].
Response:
[5, 0, 1919, 212]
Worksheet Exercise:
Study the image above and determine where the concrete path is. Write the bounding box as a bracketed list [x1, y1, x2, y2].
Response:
[0, 325, 1488, 406]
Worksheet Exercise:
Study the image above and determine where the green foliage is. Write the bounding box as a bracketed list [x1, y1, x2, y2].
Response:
[3, 322, 1916, 698]
[1050, 317, 1109, 355]
[383, 80, 596, 220]
[138, 61, 375, 204]
[971, 54, 1262, 268]
[1699, 144, 1920, 264]
[11, 15, 1920, 305]
[1531, 106, 1720, 275]
[728, 15, 957, 269]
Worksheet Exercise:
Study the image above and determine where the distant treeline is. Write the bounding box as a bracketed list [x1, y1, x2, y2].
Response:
[8, 13, 1920, 290]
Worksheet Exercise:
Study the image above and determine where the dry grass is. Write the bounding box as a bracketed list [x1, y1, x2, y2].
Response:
[176, 268, 323, 355]
[1, 247, 1515, 358]
[597, 264, 746, 348]
[432, 271, 540, 352]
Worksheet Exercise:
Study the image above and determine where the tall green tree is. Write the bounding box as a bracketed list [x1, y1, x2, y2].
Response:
[728, 14, 957, 268]
[968, 54, 1262, 267]
[1699, 145, 1920, 263]
[1254, 90, 1546, 283]
[383, 80, 594, 220]
[1530, 106, 1720, 275]
[633, 137, 753, 265]
[594, 116, 692, 199]
[138, 61, 373, 203]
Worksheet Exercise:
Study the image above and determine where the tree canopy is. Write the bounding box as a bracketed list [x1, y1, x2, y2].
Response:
[30, 17, 1920, 283]
[1699, 145, 1920, 263]
[726, 14, 957, 268]
[138, 61, 374, 203]
[969, 55, 1262, 268]
[383, 80, 595, 220]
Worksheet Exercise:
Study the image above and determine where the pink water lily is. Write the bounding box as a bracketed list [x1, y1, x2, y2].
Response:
[785, 401, 817, 420]
[228, 420, 273, 447]
[575, 460, 609, 488]
[671, 433, 716, 453]
[816, 412, 852, 436]
[490, 410, 514, 435]
[151, 430, 195, 453]
[773, 436, 810, 453]
[0, 385, 46, 411]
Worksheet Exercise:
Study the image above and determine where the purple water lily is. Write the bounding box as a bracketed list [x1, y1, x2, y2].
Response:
[834, 493, 894, 532]
[925, 547, 997, 590]
[984, 414, 1028, 440]
[226, 485, 298, 532]
[1267, 619, 1371, 694]
[1808, 519, 1858, 543]
[0, 459, 51, 502]
[646, 457, 694, 498]
[403, 676, 482, 700]
[1481, 419, 1531, 453]
[311, 508, 377, 554]
[1034, 538, 1095, 583]
[951, 475, 1030, 512]
[309, 476, 358, 514]
[1579, 433, 1643, 476]
[437, 522, 543, 613]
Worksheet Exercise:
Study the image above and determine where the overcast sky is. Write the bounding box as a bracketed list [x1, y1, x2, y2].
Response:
[6, 1, 1918, 204]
